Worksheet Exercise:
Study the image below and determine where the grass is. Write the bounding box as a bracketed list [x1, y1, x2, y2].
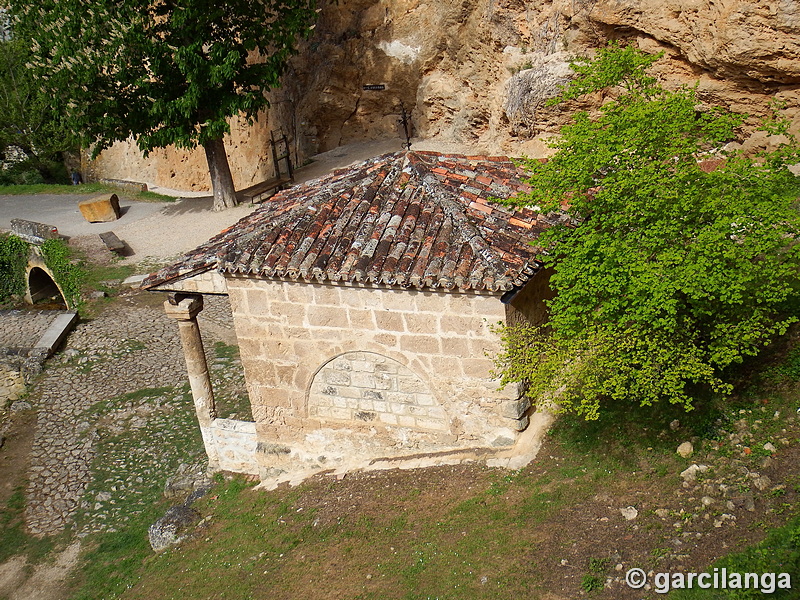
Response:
[67, 383, 204, 599]
[0, 485, 58, 565]
[0, 182, 175, 202]
[117, 474, 550, 599]
[78, 352, 797, 600]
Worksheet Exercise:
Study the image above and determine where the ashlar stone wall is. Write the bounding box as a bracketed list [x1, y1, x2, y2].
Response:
[225, 276, 527, 478]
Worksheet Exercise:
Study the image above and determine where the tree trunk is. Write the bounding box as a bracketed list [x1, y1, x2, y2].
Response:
[203, 137, 238, 211]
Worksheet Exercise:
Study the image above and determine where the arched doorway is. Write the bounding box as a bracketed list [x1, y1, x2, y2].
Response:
[26, 267, 67, 308]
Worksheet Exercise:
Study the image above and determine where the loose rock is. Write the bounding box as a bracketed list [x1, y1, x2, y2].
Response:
[677, 442, 693, 458]
[148, 505, 202, 552]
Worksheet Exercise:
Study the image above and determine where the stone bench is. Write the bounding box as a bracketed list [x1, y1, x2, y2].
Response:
[99, 231, 126, 254]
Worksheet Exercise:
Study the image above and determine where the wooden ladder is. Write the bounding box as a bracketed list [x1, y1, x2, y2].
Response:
[240, 131, 295, 204]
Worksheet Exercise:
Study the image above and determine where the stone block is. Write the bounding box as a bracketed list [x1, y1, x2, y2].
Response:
[416, 394, 436, 406]
[270, 301, 306, 325]
[397, 376, 428, 394]
[426, 356, 464, 376]
[499, 396, 531, 419]
[446, 294, 477, 315]
[374, 333, 398, 347]
[325, 370, 351, 385]
[511, 414, 530, 431]
[440, 315, 477, 335]
[244, 289, 270, 314]
[313, 285, 340, 306]
[347, 309, 375, 328]
[413, 290, 446, 313]
[441, 337, 471, 356]
[461, 358, 494, 378]
[350, 359, 375, 373]
[375, 311, 405, 332]
[399, 335, 441, 355]
[398, 415, 417, 428]
[10, 219, 59, 244]
[78, 194, 121, 223]
[330, 407, 352, 420]
[351, 371, 376, 388]
[417, 417, 448, 431]
[379, 413, 398, 425]
[284, 282, 311, 303]
[404, 313, 438, 334]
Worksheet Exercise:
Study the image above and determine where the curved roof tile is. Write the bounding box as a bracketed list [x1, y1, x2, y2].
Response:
[143, 150, 557, 293]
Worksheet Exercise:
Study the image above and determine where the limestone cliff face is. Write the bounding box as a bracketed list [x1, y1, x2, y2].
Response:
[89, 0, 800, 190]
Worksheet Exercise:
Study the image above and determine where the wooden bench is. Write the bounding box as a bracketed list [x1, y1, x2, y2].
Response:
[240, 176, 293, 204]
[99, 231, 126, 254]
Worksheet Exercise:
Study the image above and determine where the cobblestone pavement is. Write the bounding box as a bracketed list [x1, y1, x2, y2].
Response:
[0, 310, 67, 349]
[23, 293, 240, 536]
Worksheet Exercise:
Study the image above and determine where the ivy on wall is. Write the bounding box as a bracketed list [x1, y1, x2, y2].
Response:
[0, 234, 85, 308]
[0, 234, 28, 301]
[40, 238, 84, 308]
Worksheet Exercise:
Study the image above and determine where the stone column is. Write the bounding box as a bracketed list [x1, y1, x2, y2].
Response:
[164, 293, 220, 470]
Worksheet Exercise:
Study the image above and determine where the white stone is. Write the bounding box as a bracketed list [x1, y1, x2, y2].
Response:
[677, 441, 693, 458]
[377, 40, 421, 64]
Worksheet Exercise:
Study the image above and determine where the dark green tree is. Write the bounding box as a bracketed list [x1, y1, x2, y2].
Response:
[0, 19, 74, 183]
[496, 43, 800, 419]
[10, 0, 317, 209]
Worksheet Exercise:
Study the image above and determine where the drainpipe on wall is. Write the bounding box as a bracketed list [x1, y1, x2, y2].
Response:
[163, 293, 221, 471]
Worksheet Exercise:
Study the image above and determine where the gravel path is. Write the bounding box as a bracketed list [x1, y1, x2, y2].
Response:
[23, 294, 240, 536]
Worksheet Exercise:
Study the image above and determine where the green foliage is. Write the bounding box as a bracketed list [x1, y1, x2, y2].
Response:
[581, 574, 604, 593]
[0, 29, 74, 182]
[0, 233, 28, 302]
[10, 0, 318, 156]
[41, 238, 85, 308]
[553, 41, 661, 101]
[501, 43, 800, 419]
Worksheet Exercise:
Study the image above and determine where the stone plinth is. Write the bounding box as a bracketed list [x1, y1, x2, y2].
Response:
[78, 194, 121, 223]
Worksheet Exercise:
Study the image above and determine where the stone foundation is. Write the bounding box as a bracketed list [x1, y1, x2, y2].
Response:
[207, 419, 258, 474]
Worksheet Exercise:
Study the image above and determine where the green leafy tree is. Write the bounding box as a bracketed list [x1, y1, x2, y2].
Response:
[0, 18, 74, 183]
[10, 0, 317, 209]
[496, 43, 800, 420]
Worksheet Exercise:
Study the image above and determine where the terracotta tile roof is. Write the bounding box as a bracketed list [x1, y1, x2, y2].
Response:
[143, 151, 560, 293]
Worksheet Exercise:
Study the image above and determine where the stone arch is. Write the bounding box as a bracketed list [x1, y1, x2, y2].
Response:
[25, 265, 67, 307]
[307, 351, 449, 431]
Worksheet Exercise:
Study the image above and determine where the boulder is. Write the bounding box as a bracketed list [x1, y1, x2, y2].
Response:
[148, 505, 201, 552]
[78, 194, 121, 223]
[677, 441, 693, 458]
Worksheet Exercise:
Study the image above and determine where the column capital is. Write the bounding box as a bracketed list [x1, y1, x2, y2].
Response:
[164, 293, 204, 321]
